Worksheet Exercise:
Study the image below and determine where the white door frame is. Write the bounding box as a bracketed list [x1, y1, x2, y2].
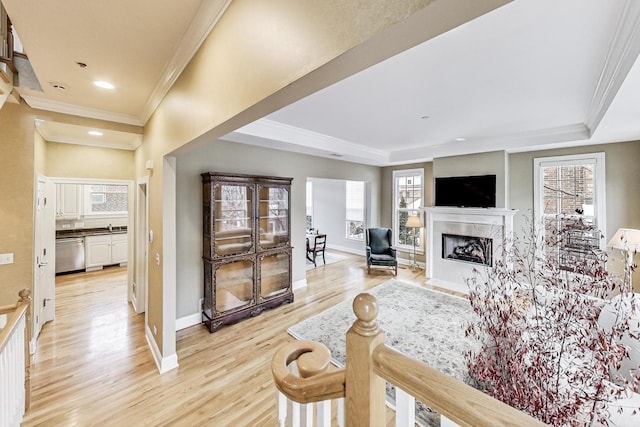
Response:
[51, 177, 135, 302]
[134, 176, 149, 314]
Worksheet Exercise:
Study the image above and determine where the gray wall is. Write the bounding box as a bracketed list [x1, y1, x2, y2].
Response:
[433, 150, 508, 208]
[509, 140, 640, 243]
[380, 142, 640, 278]
[175, 139, 382, 318]
[380, 161, 433, 264]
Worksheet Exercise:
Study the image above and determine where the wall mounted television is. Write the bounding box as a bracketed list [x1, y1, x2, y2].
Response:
[435, 174, 496, 208]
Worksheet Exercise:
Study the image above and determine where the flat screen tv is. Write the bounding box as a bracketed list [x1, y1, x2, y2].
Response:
[435, 174, 496, 208]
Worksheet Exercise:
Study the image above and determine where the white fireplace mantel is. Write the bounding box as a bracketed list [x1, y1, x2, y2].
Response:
[423, 207, 518, 293]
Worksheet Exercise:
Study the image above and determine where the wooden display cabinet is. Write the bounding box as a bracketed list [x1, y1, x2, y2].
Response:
[201, 172, 293, 332]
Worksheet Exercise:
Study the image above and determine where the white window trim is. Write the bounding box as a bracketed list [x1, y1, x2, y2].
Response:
[533, 152, 607, 252]
[345, 180, 366, 241]
[393, 168, 425, 253]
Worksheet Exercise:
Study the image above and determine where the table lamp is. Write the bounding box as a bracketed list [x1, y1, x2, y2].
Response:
[607, 228, 640, 288]
[406, 214, 424, 271]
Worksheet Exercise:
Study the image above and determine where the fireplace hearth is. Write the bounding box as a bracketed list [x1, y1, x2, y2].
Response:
[442, 233, 493, 267]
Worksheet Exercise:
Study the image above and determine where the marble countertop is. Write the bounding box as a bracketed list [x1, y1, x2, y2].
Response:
[56, 227, 127, 239]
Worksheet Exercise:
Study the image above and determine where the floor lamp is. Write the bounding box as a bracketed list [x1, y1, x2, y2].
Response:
[607, 228, 640, 289]
[406, 214, 423, 271]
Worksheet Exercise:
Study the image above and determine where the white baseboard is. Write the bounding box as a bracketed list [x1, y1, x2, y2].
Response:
[176, 312, 201, 331]
[145, 325, 179, 374]
[293, 278, 307, 290]
[326, 244, 364, 256]
[426, 278, 469, 295]
[397, 258, 426, 269]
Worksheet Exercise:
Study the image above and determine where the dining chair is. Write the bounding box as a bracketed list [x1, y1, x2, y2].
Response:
[306, 234, 327, 267]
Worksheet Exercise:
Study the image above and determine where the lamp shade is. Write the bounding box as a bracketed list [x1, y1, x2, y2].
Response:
[607, 228, 640, 251]
[406, 214, 423, 228]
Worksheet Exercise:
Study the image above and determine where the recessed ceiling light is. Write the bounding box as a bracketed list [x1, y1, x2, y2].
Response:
[94, 80, 115, 90]
[88, 130, 103, 136]
[421, 115, 430, 120]
[455, 137, 467, 142]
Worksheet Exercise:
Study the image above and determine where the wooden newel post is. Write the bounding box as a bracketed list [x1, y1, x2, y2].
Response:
[19, 288, 32, 410]
[345, 293, 386, 426]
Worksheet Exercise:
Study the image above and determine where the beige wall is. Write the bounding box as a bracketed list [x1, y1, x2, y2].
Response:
[0, 100, 141, 306]
[34, 130, 46, 176]
[140, 0, 509, 354]
[45, 142, 135, 180]
[0, 102, 36, 305]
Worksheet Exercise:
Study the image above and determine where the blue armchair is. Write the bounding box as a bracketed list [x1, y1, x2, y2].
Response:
[366, 228, 397, 275]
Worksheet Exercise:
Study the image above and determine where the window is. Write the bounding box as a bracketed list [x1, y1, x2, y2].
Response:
[534, 153, 606, 270]
[83, 184, 128, 216]
[306, 180, 313, 230]
[393, 169, 424, 251]
[345, 180, 365, 240]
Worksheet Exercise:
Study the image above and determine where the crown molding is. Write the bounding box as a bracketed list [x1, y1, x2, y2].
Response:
[230, 118, 390, 165]
[138, 0, 232, 125]
[35, 121, 142, 151]
[230, 120, 594, 166]
[388, 123, 591, 163]
[21, 94, 143, 126]
[587, 0, 640, 134]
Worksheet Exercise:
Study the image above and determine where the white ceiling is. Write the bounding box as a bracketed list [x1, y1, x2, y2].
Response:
[225, 0, 640, 165]
[1, 0, 230, 148]
[3, 0, 640, 163]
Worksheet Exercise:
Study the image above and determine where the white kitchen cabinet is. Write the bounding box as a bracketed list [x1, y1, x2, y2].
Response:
[85, 233, 128, 270]
[56, 183, 82, 219]
[85, 235, 111, 269]
[111, 233, 128, 264]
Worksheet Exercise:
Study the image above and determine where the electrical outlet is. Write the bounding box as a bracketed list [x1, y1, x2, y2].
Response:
[0, 253, 14, 265]
[155, 253, 160, 266]
[153, 325, 158, 336]
[62, 224, 71, 229]
[199, 298, 204, 311]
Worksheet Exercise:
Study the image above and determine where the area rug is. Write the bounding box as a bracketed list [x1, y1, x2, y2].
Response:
[305, 251, 348, 270]
[287, 279, 477, 426]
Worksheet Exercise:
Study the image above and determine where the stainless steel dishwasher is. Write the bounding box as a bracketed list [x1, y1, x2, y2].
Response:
[55, 237, 85, 274]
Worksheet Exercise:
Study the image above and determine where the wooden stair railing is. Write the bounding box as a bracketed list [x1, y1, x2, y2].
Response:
[0, 289, 32, 426]
[272, 292, 546, 427]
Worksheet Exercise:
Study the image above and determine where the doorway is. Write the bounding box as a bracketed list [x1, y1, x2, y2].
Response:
[134, 177, 149, 314]
[35, 178, 136, 345]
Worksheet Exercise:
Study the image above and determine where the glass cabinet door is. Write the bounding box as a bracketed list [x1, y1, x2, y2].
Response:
[213, 183, 254, 257]
[258, 185, 289, 250]
[259, 251, 290, 299]
[214, 259, 255, 313]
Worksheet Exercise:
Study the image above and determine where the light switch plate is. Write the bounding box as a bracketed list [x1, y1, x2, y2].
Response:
[0, 253, 14, 265]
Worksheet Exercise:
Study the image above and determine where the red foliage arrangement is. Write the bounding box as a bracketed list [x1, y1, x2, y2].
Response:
[465, 216, 640, 426]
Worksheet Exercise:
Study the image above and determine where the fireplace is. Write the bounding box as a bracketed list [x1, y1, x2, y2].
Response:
[424, 207, 517, 294]
[442, 234, 492, 267]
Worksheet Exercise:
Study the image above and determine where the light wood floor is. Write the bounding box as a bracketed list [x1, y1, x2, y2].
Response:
[22, 254, 429, 426]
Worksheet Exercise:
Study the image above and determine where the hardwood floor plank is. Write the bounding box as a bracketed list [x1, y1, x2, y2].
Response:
[22, 254, 434, 426]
